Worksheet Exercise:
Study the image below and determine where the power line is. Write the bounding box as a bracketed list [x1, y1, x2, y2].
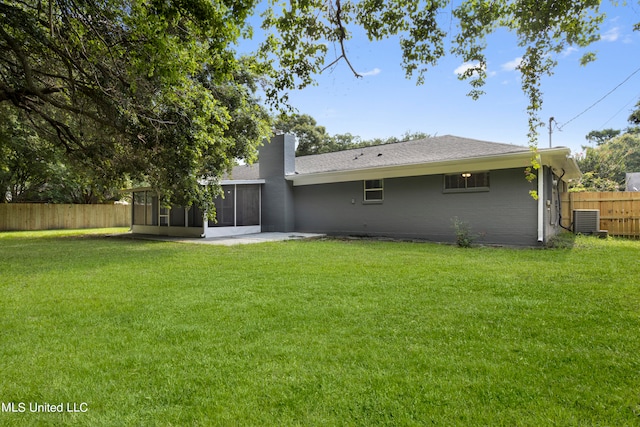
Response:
[599, 91, 640, 128]
[557, 65, 640, 130]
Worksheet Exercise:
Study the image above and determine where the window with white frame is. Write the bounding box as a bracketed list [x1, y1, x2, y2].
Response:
[444, 172, 490, 192]
[364, 179, 384, 202]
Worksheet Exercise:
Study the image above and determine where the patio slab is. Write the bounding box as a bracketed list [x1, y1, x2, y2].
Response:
[113, 232, 325, 246]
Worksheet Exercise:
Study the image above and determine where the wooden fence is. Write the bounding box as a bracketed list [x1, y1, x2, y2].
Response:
[561, 192, 640, 238]
[0, 203, 131, 231]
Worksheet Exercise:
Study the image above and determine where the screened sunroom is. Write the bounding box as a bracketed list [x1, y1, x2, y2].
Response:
[130, 180, 264, 238]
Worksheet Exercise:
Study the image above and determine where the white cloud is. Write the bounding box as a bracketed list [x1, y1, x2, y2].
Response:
[561, 46, 578, 57]
[501, 57, 522, 71]
[454, 62, 483, 76]
[360, 68, 381, 77]
[454, 62, 496, 78]
[601, 27, 620, 42]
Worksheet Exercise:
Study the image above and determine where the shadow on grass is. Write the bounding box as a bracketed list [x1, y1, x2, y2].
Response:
[545, 231, 577, 249]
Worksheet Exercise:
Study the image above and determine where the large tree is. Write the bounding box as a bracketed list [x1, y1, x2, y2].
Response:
[1, 0, 271, 209]
[574, 133, 640, 191]
[2, 0, 631, 207]
[273, 113, 333, 155]
[585, 129, 622, 146]
[274, 112, 432, 155]
[0, 104, 126, 203]
[0, 105, 54, 202]
[629, 100, 640, 127]
[572, 102, 640, 191]
[576, 101, 640, 191]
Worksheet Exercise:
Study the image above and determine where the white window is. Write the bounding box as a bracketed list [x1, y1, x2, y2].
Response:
[444, 172, 490, 192]
[364, 179, 384, 202]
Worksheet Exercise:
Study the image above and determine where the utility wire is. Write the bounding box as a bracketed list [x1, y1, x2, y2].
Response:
[558, 65, 640, 130]
[599, 91, 640, 128]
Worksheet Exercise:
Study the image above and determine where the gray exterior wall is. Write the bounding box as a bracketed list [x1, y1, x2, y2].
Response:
[293, 168, 540, 245]
[259, 134, 296, 232]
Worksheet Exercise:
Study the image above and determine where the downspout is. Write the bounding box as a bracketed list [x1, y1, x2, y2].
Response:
[537, 166, 544, 243]
[557, 169, 573, 232]
[200, 212, 207, 238]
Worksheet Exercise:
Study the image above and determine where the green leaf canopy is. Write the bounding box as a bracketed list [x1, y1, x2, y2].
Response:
[1, 0, 271, 208]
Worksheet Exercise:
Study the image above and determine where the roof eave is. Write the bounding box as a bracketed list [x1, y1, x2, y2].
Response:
[287, 147, 580, 186]
[287, 151, 534, 186]
[538, 147, 582, 181]
[220, 179, 265, 185]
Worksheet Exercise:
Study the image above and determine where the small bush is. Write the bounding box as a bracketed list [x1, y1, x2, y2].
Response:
[451, 217, 475, 248]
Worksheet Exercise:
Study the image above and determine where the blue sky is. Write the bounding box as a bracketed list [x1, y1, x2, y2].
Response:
[247, 2, 640, 155]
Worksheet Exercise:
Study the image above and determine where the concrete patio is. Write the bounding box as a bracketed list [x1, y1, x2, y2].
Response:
[114, 232, 325, 246]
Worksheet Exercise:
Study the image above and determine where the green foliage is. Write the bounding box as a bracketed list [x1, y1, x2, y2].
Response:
[577, 99, 640, 192]
[570, 171, 623, 192]
[274, 113, 333, 155]
[0, 105, 51, 202]
[262, 0, 609, 146]
[585, 128, 622, 146]
[0, 104, 124, 203]
[0, 0, 271, 208]
[275, 112, 430, 155]
[629, 100, 640, 126]
[575, 132, 640, 191]
[357, 130, 431, 148]
[451, 216, 476, 247]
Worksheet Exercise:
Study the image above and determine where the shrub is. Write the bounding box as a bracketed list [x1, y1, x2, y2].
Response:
[451, 216, 475, 248]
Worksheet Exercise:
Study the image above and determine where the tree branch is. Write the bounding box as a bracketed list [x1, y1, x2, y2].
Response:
[321, 0, 362, 78]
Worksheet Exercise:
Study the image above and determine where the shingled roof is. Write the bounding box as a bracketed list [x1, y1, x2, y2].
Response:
[294, 135, 528, 174]
[226, 134, 579, 185]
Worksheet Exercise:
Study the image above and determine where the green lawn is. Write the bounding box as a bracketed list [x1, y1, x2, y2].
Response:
[1, 229, 639, 426]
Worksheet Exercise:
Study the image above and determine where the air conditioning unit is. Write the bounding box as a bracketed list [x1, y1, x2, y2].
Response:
[573, 209, 600, 234]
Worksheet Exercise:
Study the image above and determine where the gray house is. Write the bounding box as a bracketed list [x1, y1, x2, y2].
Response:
[626, 173, 640, 191]
[130, 134, 581, 245]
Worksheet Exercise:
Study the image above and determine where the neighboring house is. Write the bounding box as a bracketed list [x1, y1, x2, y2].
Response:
[130, 134, 581, 245]
[626, 173, 640, 191]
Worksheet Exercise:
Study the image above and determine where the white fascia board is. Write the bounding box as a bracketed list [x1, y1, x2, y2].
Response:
[538, 147, 581, 181]
[287, 151, 539, 186]
[123, 186, 154, 192]
[220, 179, 265, 185]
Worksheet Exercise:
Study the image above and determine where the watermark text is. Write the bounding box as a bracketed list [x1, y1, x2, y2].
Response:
[1, 402, 88, 414]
